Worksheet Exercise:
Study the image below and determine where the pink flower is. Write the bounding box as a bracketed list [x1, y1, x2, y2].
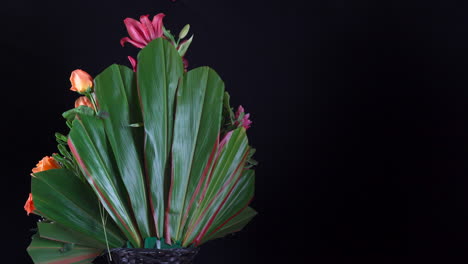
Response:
[120, 14, 165, 49]
[128, 56, 137, 72]
[234, 106, 252, 130]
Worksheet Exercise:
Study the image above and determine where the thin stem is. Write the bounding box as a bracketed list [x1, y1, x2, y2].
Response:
[99, 202, 112, 261]
[86, 92, 99, 114]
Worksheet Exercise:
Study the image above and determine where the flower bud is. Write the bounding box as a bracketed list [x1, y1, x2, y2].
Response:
[179, 24, 190, 39]
[234, 105, 252, 130]
[70, 69, 93, 93]
[75, 96, 94, 109]
[24, 193, 35, 216]
[32, 156, 60, 173]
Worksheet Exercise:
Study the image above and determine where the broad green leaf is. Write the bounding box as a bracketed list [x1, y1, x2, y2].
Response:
[168, 67, 225, 242]
[137, 38, 184, 237]
[38, 222, 106, 249]
[204, 170, 255, 237]
[182, 128, 250, 246]
[31, 168, 124, 248]
[203, 207, 257, 243]
[94, 64, 151, 239]
[68, 115, 142, 247]
[27, 234, 101, 264]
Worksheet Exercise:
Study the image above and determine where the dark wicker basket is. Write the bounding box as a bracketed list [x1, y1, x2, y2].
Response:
[92, 247, 200, 264]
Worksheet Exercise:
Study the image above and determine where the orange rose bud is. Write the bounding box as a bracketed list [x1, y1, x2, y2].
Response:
[32, 156, 60, 174]
[75, 96, 94, 109]
[24, 193, 35, 216]
[70, 69, 93, 93]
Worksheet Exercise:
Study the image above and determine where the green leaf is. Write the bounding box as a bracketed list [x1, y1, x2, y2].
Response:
[27, 234, 102, 264]
[137, 38, 184, 238]
[94, 64, 151, 239]
[52, 153, 69, 167]
[182, 128, 250, 246]
[168, 67, 225, 242]
[31, 168, 125, 248]
[204, 170, 255, 238]
[203, 207, 257, 243]
[68, 115, 142, 247]
[221, 92, 235, 134]
[38, 222, 106, 249]
[63, 106, 94, 122]
[57, 144, 72, 160]
[55, 132, 68, 144]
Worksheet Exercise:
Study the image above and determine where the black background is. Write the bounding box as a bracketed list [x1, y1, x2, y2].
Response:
[2, 0, 468, 263]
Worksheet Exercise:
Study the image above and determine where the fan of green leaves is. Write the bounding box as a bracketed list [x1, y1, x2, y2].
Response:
[27, 38, 256, 263]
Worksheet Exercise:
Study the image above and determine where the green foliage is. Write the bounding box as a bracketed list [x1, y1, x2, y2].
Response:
[53, 132, 84, 180]
[38, 222, 106, 249]
[69, 115, 142, 247]
[63, 105, 95, 124]
[27, 37, 256, 263]
[181, 127, 250, 246]
[31, 168, 125, 248]
[178, 35, 193, 57]
[27, 234, 102, 264]
[168, 66, 225, 242]
[202, 206, 257, 243]
[94, 64, 151, 240]
[137, 38, 184, 238]
[221, 92, 236, 136]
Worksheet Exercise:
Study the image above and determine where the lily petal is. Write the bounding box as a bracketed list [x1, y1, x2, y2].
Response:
[140, 15, 156, 40]
[128, 56, 137, 72]
[123, 18, 147, 45]
[120, 37, 146, 49]
[152, 13, 166, 38]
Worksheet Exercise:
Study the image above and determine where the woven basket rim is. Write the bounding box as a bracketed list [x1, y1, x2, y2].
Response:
[93, 247, 200, 264]
[107, 247, 199, 252]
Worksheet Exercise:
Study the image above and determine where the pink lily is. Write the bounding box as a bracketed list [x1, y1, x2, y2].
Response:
[234, 106, 252, 130]
[120, 14, 165, 49]
[121, 13, 191, 71]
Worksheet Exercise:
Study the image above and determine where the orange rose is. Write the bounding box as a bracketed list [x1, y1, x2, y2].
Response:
[24, 193, 35, 216]
[75, 96, 94, 109]
[32, 156, 60, 174]
[70, 69, 93, 93]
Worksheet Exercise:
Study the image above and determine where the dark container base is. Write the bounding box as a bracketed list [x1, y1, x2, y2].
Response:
[92, 248, 200, 264]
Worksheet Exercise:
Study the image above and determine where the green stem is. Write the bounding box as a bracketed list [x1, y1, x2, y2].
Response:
[86, 92, 98, 114]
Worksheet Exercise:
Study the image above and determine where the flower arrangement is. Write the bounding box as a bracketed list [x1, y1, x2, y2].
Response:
[25, 13, 256, 264]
